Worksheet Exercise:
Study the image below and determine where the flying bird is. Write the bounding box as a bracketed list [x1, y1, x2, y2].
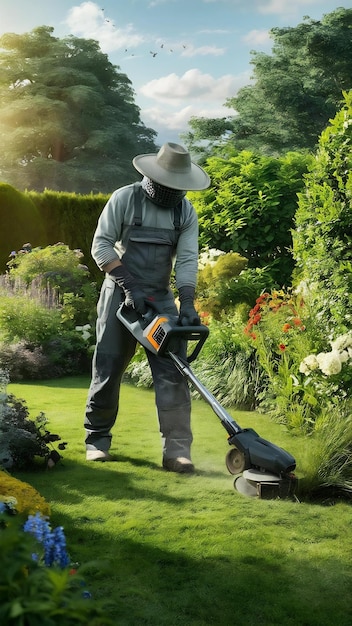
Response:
[150, 51, 157, 57]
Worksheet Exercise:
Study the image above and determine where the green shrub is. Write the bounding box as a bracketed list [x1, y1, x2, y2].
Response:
[299, 407, 352, 500]
[0, 341, 53, 381]
[0, 183, 46, 273]
[0, 295, 62, 345]
[196, 249, 276, 319]
[6, 243, 98, 327]
[8, 243, 88, 290]
[0, 369, 66, 470]
[292, 90, 352, 335]
[0, 243, 96, 378]
[243, 289, 352, 432]
[191, 150, 311, 286]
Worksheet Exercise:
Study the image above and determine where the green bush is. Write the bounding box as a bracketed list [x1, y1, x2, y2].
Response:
[7, 243, 98, 327]
[243, 289, 352, 432]
[0, 243, 96, 378]
[0, 369, 66, 470]
[0, 297, 92, 380]
[0, 342, 53, 381]
[0, 295, 62, 345]
[196, 249, 276, 319]
[0, 183, 46, 273]
[26, 189, 108, 284]
[292, 90, 352, 335]
[191, 150, 311, 286]
[191, 314, 262, 409]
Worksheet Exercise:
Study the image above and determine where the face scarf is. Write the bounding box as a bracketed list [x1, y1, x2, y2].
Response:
[141, 176, 186, 208]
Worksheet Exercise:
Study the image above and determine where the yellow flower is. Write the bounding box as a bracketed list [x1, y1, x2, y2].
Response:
[0, 471, 50, 516]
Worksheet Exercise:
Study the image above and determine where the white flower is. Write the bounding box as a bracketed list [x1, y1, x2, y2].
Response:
[75, 324, 92, 341]
[339, 350, 349, 364]
[299, 354, 319, 376]
[316, 350, 342, 376]
[198, 248, 225, 269]
[294, 280, 311, 298]
[330, 332, 352, 352]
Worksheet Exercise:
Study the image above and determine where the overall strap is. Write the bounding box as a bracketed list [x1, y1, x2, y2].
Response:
[132, 183, 143, 226]
[133, 182, 183, 229]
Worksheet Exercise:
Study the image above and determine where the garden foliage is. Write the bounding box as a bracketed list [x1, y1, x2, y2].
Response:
[292, 90, 352, 335]
[0, 506, 112, 625]
[0, 183, 45, 272]
[191, 150, 311, 286]
[196, 248, 276, 319]
[0, 368, 66, 470]
[0, 243, 96, 380]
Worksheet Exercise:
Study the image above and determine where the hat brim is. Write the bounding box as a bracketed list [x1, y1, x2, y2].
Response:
[133, 153, 210, 191]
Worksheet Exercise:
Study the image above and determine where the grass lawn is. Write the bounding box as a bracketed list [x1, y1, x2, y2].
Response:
[9, 375, 352, 626]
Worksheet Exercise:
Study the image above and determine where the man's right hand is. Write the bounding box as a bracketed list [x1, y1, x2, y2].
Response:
[109, 265, 147, 315]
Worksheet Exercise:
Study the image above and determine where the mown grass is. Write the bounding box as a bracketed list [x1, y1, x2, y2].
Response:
[9, 376, 352, 626]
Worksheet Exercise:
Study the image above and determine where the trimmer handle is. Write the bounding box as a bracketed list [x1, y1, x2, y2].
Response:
[159, 324, 209, 363]
[117, 302, 209, 363]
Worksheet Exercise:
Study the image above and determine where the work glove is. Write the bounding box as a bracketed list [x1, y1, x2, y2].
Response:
[110, 265, 147, 316]
[178, 285, 200, 326]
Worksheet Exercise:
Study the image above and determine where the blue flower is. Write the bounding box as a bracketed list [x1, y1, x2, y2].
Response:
[23, 513, 70, 568]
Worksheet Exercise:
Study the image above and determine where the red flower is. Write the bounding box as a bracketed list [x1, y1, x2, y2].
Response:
[279, 344, 286, 351]
[282, 323, 291, 332]
[199, 311, 210, 326]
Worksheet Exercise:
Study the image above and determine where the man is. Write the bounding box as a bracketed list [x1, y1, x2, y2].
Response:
[84, 142, 210, 472]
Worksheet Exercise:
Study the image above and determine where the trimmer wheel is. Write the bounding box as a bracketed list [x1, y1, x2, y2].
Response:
[225, 447, 246, 475]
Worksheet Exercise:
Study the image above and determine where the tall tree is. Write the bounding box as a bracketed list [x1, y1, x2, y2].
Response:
[183, 8, 352, 156]
[0, 26, 157, 193]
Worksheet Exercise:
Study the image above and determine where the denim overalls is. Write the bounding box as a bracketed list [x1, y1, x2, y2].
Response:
[84, 185, 193, 461]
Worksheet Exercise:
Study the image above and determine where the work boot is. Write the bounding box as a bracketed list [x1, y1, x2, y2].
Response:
[86, 449, 112, 462]
[162, 457, 195, 473]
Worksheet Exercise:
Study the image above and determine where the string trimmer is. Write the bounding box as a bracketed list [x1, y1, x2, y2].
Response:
[117, 303, 297, 499]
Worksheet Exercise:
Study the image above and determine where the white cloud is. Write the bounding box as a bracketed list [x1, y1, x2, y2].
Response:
[139, 67, 250, 135]
[65, 1, 144, 53]
[243, 29, 271, 46]
[141, 103, 232, 132]
[258, 0, 321, 16]
[180, 44, 226, 58]
[140, 68, 250, 105]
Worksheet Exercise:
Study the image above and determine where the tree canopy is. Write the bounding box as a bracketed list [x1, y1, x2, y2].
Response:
[183, 8, 352, 156]
[0, 26, 158, 193]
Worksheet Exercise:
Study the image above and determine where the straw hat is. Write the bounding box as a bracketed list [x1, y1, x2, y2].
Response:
[133, 142, 210, 191]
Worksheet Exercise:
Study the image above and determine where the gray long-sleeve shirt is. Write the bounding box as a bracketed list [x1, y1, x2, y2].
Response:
[91, 183, 199, 289]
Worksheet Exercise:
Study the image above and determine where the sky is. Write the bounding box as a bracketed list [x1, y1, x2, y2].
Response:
[0, 0, 348, 145]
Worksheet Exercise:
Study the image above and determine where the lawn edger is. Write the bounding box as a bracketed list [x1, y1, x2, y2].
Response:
[117, 303, 297, 499]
